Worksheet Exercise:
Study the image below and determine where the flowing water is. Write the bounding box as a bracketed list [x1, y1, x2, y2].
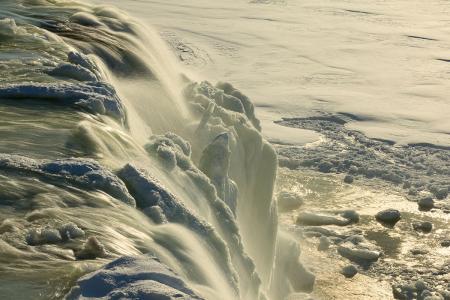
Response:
[1, 1, 449, 300]
[0, 1, 312, 299]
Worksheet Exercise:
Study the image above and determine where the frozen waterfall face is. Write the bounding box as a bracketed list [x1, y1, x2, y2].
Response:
[199, 133, 238, 214]
[0, 1, 313, 299]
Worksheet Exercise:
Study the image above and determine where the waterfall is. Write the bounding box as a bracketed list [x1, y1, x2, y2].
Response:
[0, 1, 313, 299]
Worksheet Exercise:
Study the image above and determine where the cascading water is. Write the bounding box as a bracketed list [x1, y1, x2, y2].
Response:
[0, 1, 314, 299]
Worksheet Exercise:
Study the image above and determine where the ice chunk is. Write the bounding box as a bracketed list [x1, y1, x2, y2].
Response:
[418, 196, 434, 211]
[343, 175, 354, 184]
[318, 236, 331, 251]
[337, 235, 382, 263]
[41, 228, 63, 244]
[412, 221, 433, 233]
[74, 236, 107, 260]
[145, 133, 192, 171]
[341, 265, 358, 278]
[26, 227, 62, 245]
[215, 82, 261, 131]
[142, 206, 168, 224]
[59, 223, 85, 240]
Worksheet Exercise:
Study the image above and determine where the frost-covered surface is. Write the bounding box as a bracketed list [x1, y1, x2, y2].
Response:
[66, 255, 204, 299]
[0, 154, 135, 206]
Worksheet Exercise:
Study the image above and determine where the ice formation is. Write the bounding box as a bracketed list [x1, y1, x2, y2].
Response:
[0, 1, 313, 299]
[337, 235, 382, 263]
[277, 115, 450, 210]
[199, 133, 238, 213]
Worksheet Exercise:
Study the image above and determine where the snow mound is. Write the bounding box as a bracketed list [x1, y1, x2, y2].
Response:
[66, 255, 204, 299]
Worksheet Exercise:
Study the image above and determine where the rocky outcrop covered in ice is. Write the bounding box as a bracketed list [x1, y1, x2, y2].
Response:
[117, 160, 269, 298]
[0, 154, 135, 206]
[66, 255, 204, 299]
[140, 131, 268, 298]
[0, 81, 126, 123]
